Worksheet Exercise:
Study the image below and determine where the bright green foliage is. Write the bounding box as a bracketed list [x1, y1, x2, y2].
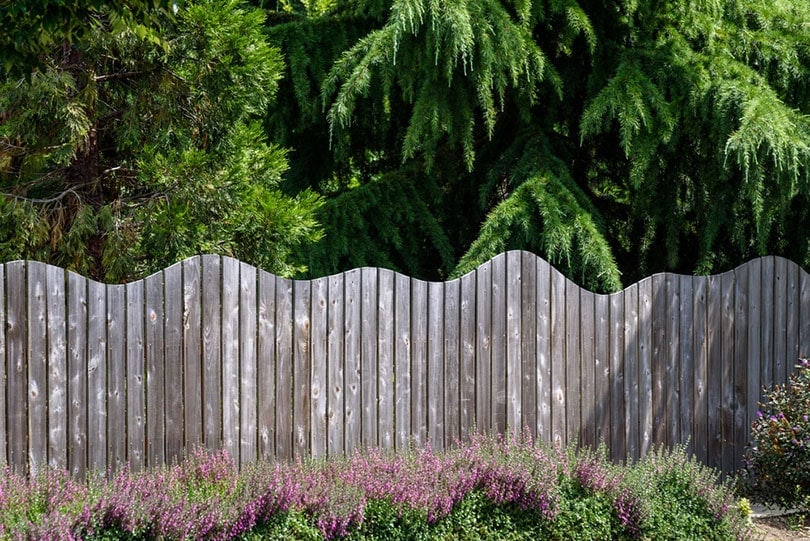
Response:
[0, 0, 322, 282]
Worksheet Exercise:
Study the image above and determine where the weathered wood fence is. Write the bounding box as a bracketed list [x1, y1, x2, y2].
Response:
[1, 252, 808, 478]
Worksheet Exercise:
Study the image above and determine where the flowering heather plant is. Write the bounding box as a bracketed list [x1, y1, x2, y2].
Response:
[0, 434, 752, 540]
[740, 357, 810, 513]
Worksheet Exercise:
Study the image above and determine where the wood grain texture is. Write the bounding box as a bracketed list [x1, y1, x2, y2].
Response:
[106, 284, 126, 471]
[126, 280, 145, 471]
[28, 262, 47, 473]
[46, 265, 67, 470]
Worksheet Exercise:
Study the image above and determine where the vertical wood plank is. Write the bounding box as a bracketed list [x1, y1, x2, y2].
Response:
[651, 275, 667, 448]
[551, 268, 567, 448]
[761, 257, 776, 390]
[772, 257, 787, 388]
[221, 258, 240, 463]
[536, 259, 551, 443]
[707, 274, 723, 471]
[343, 270, 361, 452]
[624, 283, 639, 460]
[87, 279, 106, 473]
[327, 273, 344, 456]
[693, 276, 709, 465]
[427, 280, 444, 449]
[460, 272, 476, 442]
[491, 254, 506, 434]
[746, 259, 762, 469]
[733, 263, 750, 471]
[678, 276, 693, 457]
[475, 262, 492, 434]
[183, 257, 203, 451]
[411, 279, 428, 445]
[444, 277, 460, 445]
[394, 273, 411, 450]
[638, 278, 653, 457]
[520, 252, 537, 436]
[106, 284, 126, 472]
[721, 270, 736, 474]
[800, 268, 809, 365]
[665, 274, 679, 450]
[378, 270, 395, 449]
[593, 294, 610, 447]
[785, 261, 799, 381]
[144, 272, 166, 467]
[579, 289, 595, 450]
[201, 255, 222, 452]
[361, 268, 378, 448]
[0, 265, 5, 466]
[164, 263, 183, 465]
[7, 261, 27, 473]
[126, 280, 145, 471]
[257, 270, 276, 460]
[609, 288, 625, 462]
[294, 279, 311, 457]
[67, 270, 87, 477]
[311, 276, 328, 457]
[240, 262, 258, 465]
[27, 262, 47, 473]
[505, 251, 522, 434]
[46, 265, 67, 471]
[275, 277, 294, 460]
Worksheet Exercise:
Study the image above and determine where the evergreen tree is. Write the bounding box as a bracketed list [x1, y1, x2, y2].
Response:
[0, 0, 322, 282]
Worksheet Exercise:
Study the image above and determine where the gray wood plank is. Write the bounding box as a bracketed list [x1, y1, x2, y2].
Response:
[221, 258, 240, 463]
[475, 262, 492, 434]
[143, 271, 167, 472]
[772, 257, 787, 387]
[520, 253, 536, 439]
[201, 255, 222, 451]
[183, 257, 203, 451]
[293, 279, 311, 457]
[394, 273, 411, 450]
[801, 267, 810, 362]
[7, 261, 27, 473]
[164, 262, 184, 465]
[67, 270, 88, 477]
[460, 271, 476, 441]
[678, 276, 693, 457]
[361, 268, 378, 448]
[609, 287, 625, 461]
[579, 289, 595, 450]
[623, 283, 639, 460]
[651, 274, 666, 448]
[721, 270, 736, 474]
[343, 270, 361, 452]
[665, 273, 679, 450]
[593, 294, 610, 447]
[491, 253, 506, 434]
[87, 279, 107, 473]
[411, 278, 428, 445]
[239, 262, 258, 465]
[551, 267, 567, 448]
[327, 273, 345, 456]
[505, 251, 521, 434]
[257, 270, 276, 460]
[733, 263, 750, 471]
[378, 269, 395, 449]
[275, 277, 294, 460]
[106, 284, 126, 472]
[427, 280, 444, 449]
[0, 265, 6, 467]
[536, 259, 551, 443]
[311, 276, 328, 457]
[444, 277, 460, 445]
[46, 265, 67, 470]
[692, 276, 709, 465]
[27, 262, 47, 473]
[126, 280, 145, 471]
[706, 274, 723, 471]
[638, 278, 653, 457]
[785, 260, 799, 381]
[761, 257, 776, 389]
[745, 259, 761, 470]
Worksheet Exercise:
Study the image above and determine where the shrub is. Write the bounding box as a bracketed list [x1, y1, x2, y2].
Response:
[739, 357, 810, 512]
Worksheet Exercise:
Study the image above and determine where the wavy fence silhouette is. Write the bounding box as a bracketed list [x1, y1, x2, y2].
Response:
[0, 252, 808, 477]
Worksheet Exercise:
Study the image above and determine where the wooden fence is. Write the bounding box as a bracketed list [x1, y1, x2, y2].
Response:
[1, 252, 808, 478]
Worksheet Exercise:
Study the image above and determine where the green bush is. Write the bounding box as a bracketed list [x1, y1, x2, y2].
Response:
[740, 357, 810, 512]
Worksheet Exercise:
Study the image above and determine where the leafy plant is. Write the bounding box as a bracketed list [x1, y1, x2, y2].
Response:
[739, 357, 810, 513]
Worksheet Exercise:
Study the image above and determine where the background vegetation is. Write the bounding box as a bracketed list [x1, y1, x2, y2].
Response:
[1, 0, 808, 289]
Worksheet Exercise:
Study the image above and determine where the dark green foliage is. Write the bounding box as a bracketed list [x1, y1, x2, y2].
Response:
[739, 358, 810, 513]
